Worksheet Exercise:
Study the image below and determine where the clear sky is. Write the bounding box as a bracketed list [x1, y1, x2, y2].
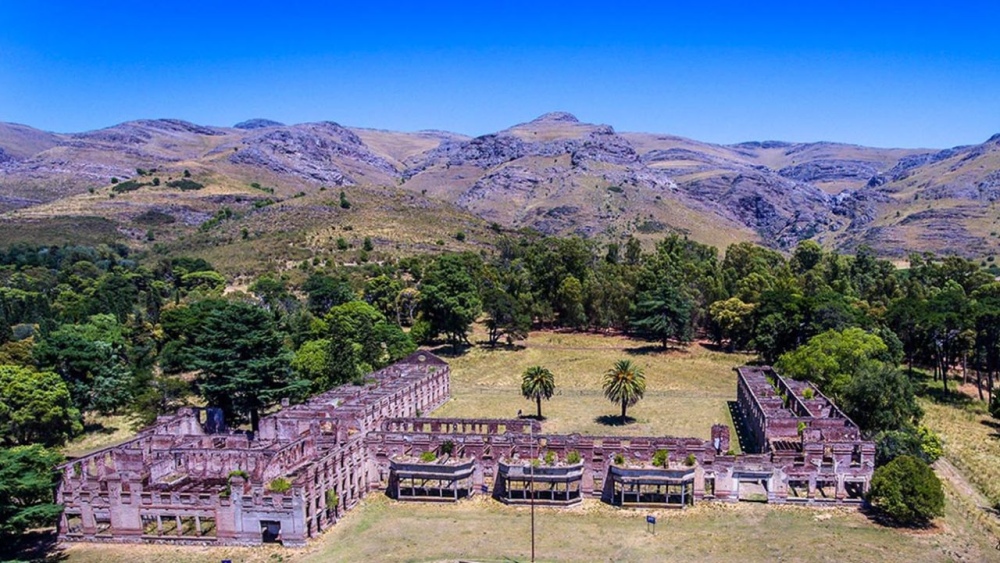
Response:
[1, 1, 998, 148]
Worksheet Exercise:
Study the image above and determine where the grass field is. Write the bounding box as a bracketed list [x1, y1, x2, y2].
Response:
[433, 330, 750, 442]
[63, 488, 1000, 563]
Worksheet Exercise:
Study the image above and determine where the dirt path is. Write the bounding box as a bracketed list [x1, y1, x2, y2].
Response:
[934, 458, 1000, 546]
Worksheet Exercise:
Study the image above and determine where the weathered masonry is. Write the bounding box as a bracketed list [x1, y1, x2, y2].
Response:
[57, 356, 874, 547]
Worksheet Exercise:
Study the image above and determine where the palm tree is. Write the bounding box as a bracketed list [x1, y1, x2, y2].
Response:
[521, 366, 555, 419]
[603, 359, 646, 419]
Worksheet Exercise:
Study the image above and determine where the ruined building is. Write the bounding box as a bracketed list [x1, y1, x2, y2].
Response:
[57, 354, 874, 547]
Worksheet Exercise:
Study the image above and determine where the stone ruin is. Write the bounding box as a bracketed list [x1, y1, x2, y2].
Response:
[56, 353, 874, 547]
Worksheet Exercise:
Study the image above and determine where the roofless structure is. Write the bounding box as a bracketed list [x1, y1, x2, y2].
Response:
[57, 354, 873, 547]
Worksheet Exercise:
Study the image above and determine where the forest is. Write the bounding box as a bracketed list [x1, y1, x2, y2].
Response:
[2, 232, 999, 537]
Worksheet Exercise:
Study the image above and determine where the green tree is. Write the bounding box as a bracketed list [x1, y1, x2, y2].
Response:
[841, 364, 922, 434]
[603, 359, 646, 419]
[191, 301, 307, 431]
[776, 328, 890, 402]
[0, 445, 63, 538]
[419, 254, 482, 350]
[291, 339, 331, 389]
[555, 275, 587, 329]
[631, 283, 694, 349]
[0, 365, 82, 447]
[709, 297, 755, 351]
[520, 366, 555, 419]
[482, 288, 531, 347]
[867, 455, 944, 526]
[302, 273, 354, 315]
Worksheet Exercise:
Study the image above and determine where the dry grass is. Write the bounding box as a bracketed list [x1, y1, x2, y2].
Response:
[433, 330, 749, 443]
[921, 395, 1000, 508]
[64, 492, 1000, 563]
[61, 413, 136, 459]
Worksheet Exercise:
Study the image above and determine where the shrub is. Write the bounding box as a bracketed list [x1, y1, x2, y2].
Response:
[454, 231, 466, 242]
[566, 450, 581, 464]
[440, 440, 455, 456]
[166, 178, 205, 191]
[112, 179, 146, 193]
[802, 388, 814, 400]
[363, 237, 373, 252]
[420, 451, 436, 462]
[339, 190, 351, 209]
[544, 450, 556, 466]
[684, 453, 696, 467]
[867, 455, 944, 526]
[183, 169, 191, 178]
[268, 477, 292, 494]
[530, 458, 541, 468]
[325, 489, 339, 507]
[917, 426, 943, 462]
[613, 453, 625, 465]
[336, 238, 349, 251]
[651, 449, 668, 467]
[797, 421, 807, 435]
[152, 177, 161, 186]
[110, 177, 118, 184]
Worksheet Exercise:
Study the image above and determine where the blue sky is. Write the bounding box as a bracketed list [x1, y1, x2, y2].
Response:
[1, 1, 998, 148]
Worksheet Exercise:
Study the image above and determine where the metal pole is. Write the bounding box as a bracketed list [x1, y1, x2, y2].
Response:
[530, 422, 535, 563]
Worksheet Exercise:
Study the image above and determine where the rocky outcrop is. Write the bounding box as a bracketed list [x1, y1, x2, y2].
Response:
[230, 122, 398, 185]
[778, 160, 879, 184]
[233, 119, 285, 130]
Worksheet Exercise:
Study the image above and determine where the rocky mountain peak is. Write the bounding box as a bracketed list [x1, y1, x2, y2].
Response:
[234, 119, 286, 130]
[529, 112, 580, 124]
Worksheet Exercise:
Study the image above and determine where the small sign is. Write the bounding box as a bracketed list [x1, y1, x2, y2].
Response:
[646, 515, 656, 525]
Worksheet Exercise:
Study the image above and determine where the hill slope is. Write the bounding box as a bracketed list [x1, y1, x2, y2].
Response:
[1, 113, 998, 265]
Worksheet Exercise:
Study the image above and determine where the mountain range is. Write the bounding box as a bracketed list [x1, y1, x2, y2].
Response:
[2, 112, 999, 272]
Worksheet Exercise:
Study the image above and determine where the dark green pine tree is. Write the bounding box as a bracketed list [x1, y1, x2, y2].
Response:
[0, 445, 64, 538]
[630, 283, 695, 349]
[191, 301, 308, 432]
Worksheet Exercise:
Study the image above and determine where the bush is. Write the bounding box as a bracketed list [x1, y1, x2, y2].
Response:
[440, 440, 455, 456]
[875, 424, 941, 466]
[166, 178, 205, 191]
[684, 453, 697, 467]
[325, 489, 339, 507]
[651, 449, 668, 467]
[544, 450, 556, 466]
[454, 231, 466, 242]
[339, 190, 351, 209]
[336, 238, 349, 251]
[420, 451, 436, 462]
[268, 477, 292, 494]
[802, 387, 814, 400]
[566, 450, 581, 464]
[613, 453, 625, 465]
[867, 455, 944, 526]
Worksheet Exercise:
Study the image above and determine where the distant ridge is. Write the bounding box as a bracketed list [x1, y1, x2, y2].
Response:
[1, 112, 999, 260]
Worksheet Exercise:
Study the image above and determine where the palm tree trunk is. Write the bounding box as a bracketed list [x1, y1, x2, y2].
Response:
[621, 400, 627, 419]
[536, 396, 542, 419]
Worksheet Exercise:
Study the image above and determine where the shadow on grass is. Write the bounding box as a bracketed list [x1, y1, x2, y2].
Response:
[0, 529, 67, 562]
[517, 414, 546, 422]
[624, 345, 669, 356]
[82, 420, 119, 435]
[595, 415, 637, 426]
[858, 505, 939, 531]
[425, 343, 473, 358]
[727, 400, 756, 454]
[474, 342, 527, 352]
